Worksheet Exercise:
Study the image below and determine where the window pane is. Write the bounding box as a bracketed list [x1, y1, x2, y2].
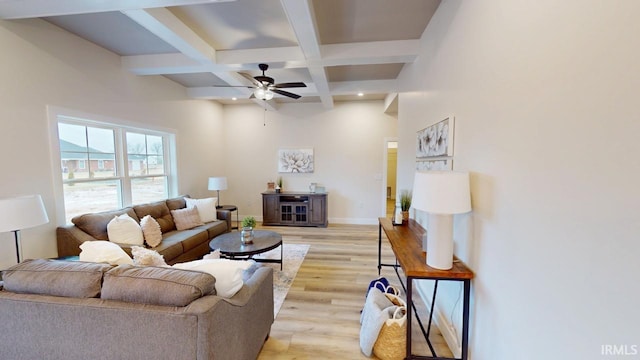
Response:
[89, 153, 115, 178]
[131, 176, 167, 205]
[147, 156, 164, 175]
[87, 127, 115, 153]
[129, 156, 147, 176]
[58, 123, 87, 148]
[63, 180, 120, 222]
[127, 132, 146, 155]
[147, 135, 163, 155]
[60, 152, 87, 181]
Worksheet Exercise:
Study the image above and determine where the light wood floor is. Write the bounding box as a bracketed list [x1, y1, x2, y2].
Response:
[253, 222, 453, 360]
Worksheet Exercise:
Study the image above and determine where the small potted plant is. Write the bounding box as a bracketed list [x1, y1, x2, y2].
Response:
[241, 216, 256, 244]
[275, 177, 283, 193]
[400, 190, 412, 224]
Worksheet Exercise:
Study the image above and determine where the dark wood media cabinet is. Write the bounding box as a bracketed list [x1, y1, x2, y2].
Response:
[262, 191, 328, 227]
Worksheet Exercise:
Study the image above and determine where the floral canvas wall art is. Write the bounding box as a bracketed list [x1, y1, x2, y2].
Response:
[416, 159, 452, 171]
[416, 116, 454, 158]
[278, 148, 314, 173]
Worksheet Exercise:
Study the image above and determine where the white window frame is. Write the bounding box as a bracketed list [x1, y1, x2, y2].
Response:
[48, 106, 178, 225]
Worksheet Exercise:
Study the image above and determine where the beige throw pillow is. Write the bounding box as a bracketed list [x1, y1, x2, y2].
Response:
[107, 214, 144, 246]
[140, 215, 162, 247]
[185, 197, 218, 223]
[171, 206, 204, 230]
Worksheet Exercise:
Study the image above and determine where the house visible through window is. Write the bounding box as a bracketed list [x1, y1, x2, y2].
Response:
[55, 116, 174, 223]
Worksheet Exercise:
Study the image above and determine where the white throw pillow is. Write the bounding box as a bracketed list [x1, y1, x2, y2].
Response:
[185, 197, 218, 223]
[173, 259, 253, 298]
[140, 215, 162, 248]
[79, 241, 133, 265]
[107, 214, 144, 246]
[131, 246, 168, 267]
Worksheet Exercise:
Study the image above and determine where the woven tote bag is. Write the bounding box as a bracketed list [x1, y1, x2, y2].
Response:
[372, 295, 407, 360]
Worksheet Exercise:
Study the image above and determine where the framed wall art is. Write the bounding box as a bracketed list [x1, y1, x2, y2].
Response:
[416, 115, 455, 158]
[278, 148, 314, 173]
[416, 159, 453, 171]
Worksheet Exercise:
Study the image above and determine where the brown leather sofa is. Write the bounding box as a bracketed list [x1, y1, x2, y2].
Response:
[56, 196, 231, 264]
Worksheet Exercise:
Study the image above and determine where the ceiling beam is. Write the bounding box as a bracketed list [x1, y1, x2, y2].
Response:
[122, 39, 418, 75]
[318, 40, 420, 67]
[280, 0, 333, 109]
[120, 7, 275, 111]
[329, 80, 399, 95]
[121, 8, 215, 64]
[0, 0, 236, 19]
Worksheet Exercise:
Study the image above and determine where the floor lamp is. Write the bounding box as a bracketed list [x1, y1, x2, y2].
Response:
[412, 171, 471, 270]
[0, 194, 49, 263]
[208, 177, 228, 208]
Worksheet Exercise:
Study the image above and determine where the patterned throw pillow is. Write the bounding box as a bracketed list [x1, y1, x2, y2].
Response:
[140, 215, 162, 248]
[171, 206, 204, 230]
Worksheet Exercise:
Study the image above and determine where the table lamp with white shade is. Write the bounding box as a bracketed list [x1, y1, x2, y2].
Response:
[412, 171, 471, 270]
[208, 177, 228, 208]
[0, 194, 49, 263]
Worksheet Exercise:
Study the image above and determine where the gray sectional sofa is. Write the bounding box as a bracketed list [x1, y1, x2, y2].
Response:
[0, 259, 274, 360]
[57, 196, 231, 264]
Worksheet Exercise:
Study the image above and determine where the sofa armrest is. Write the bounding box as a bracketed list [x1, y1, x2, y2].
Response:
[56, 225, 99, 257]
[215, 209, 232, 232]
[185, 267, 274, 360]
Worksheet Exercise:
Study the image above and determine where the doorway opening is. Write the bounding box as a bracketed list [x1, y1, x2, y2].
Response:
[382, 138, 398, 218]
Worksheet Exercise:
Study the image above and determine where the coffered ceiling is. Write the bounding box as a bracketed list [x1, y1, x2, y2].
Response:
[0, 0, 440, 109]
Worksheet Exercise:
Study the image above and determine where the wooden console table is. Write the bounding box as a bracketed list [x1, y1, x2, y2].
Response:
[378, 217, 474, 360]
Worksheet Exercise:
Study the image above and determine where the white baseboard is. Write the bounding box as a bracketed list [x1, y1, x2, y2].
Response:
[249, 216, 379, 226]
[416, 285, 462, 358]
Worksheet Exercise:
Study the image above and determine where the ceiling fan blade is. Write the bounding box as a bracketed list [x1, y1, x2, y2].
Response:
[239, 72, 261, 88]
[274, 82, 307, 88]
[272, 89, 301, 99]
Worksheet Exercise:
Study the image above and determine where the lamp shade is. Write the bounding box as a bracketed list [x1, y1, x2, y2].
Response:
[412, 171, 471, 214]
[0, 194, 49, 232]
[208, 177, 228, 191]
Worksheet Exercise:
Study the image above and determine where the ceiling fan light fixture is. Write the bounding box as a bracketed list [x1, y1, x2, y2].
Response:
[254, 88, 274, 100]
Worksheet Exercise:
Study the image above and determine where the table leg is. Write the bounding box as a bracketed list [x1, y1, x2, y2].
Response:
[378, 223, 382, 276]
[407, 277, 413, 359]
[234, 208, 239, 230]
[462, 279, 470, 360]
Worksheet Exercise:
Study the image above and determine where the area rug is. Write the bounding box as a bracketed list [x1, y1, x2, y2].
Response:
[252, 243, 309, 317]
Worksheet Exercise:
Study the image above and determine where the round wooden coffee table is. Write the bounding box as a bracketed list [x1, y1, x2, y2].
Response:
[209, 230, 283, 270]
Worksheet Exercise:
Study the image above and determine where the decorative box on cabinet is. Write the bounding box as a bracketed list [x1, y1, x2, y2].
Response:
[262, 192, 328, 227]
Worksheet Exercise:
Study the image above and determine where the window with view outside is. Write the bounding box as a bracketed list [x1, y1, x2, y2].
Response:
[59, 123, 119, 221]
[56, 118, 173, 223]
[126, 132, 167, 205]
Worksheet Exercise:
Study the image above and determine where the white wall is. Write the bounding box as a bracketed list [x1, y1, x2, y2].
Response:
[222, 102, 397, 223]
[396, 0, 640, 358]
[0, 19, 225, 269]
